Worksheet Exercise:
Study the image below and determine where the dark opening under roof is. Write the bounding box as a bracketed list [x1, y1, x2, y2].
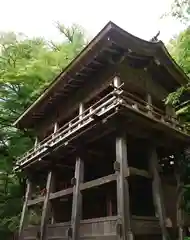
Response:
[14, 21, 189, 129]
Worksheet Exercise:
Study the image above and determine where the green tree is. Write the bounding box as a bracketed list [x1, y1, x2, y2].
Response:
[0, 24, 86, 239]
[165, 0, 190, 23]
[166, 28, 190, 130]
[165, 0, 190, 223]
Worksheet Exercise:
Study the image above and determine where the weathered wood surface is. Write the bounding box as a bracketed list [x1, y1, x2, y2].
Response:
[20, 215, 161, 239]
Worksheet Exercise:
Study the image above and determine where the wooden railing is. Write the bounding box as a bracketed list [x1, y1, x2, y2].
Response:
[20, 215, 161, 239]
[15, 86, 188, 171]
[121, 89, 186, 132]
[15, 87, 122, 170]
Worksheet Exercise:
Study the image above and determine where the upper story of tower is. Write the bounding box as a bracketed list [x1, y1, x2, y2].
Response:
[14, 21, 190, 171]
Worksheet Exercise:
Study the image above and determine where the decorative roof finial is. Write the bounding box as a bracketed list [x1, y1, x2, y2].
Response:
[150, 31, 160, 42]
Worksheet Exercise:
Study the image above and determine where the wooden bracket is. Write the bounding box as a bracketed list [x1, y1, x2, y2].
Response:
[71, 177, 76, 186]
[114, 161, 120, 171]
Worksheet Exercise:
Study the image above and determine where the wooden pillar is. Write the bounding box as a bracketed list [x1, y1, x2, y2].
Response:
[71, 157, 84, 240]
[115, 131, 133, 240]
[19, 179, 32, 237]
[40, 171, 54, 240]
[149, 147, 169, 240]
[176, 173, 184, 240]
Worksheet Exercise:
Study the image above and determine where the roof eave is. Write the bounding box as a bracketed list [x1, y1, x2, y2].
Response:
[13, 21, 189, 129]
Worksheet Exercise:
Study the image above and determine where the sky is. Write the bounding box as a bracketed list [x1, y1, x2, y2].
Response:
[0, 0, 185, 43]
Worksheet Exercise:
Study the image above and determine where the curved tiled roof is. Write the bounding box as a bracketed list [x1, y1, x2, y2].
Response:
[14, 21, 189, 129]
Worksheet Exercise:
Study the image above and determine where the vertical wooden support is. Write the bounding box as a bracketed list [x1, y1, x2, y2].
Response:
[50, 122, 58, 222]
[40, 171, 54, 240]
[19, 179, 32, 237]
[176, 173, 184, 240]
[115, 132, 133, 240]
[71, 157, 84, 240]
[146, 93, 153, 115]
[149, 147, 169, 240]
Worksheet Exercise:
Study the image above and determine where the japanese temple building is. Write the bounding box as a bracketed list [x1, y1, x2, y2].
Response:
[14, 22, 190, 240]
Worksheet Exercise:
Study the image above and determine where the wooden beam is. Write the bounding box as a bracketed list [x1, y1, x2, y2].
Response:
[50, 187, 73, 200]
[40, 171, 54, 240]
[26, 165, 152, 208]
[27, 196, 44, 206]
[27, 174, 118, 206]
[148, 147, 169, 240]
[129, 167, 151, 179]
[71, 157, 84, 240]
[80, 173, 118, 191]
[115, 132, 133, 240]
[18, 179, 32, 237]
[27, 167, 152, 208]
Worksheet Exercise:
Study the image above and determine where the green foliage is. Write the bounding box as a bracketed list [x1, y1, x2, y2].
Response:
[166, 2, 190, 220]
[0, 24, 86, 239]
[166, 28, 190, 130]
[164, 0, 190, 23]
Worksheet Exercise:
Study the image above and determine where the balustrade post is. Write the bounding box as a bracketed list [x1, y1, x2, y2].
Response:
[34, 137, 38, 149]
[79, 103, 84, 127]
[113, 75, 121, 88]
[53, 122, 58, 133]
[146, 93, 153, 116]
